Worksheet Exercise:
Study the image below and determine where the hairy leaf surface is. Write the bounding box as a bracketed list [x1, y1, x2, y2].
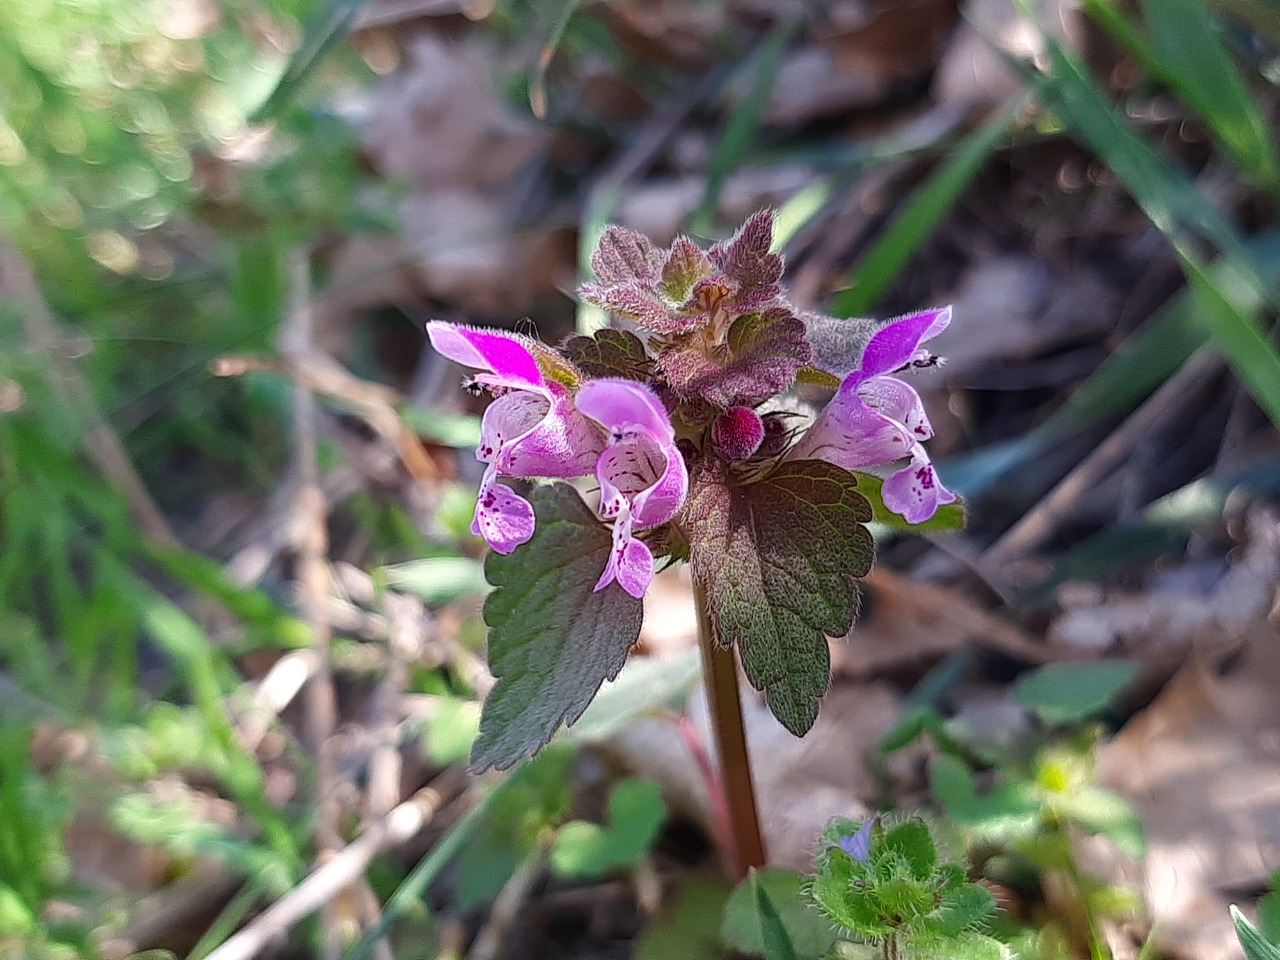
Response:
[684, 460, 873, 734]
[473, 484, 643, 770]
[560, 328, 655, 382]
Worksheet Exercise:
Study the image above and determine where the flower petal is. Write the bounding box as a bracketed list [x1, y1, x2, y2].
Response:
[594, 514, 655, 598]
[858, 375, 932, 442]
[576, 378, 675, 443]
[837, 820, 874, 862]
[855, 306, 951, 382]
[579, 379, 688, 530]
[478, 390, 549, 463]
[882, 452, 957, 524]
[471, 468, 536, 554]
[785, 389, 913, 470]
[426, 321, 544, 391]
[497, 386, 605, 479]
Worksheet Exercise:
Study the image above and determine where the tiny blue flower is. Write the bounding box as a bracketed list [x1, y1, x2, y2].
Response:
[837, 819, 874, 862]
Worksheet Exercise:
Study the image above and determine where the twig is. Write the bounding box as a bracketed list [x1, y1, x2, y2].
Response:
[212, 352, 440, 482]
[202, 780, 457, 960]
[981, 347, 1220, 573]
[281, 248, 344, 960]
[693, 580, 767, 878]
[0, 241, 177, 546]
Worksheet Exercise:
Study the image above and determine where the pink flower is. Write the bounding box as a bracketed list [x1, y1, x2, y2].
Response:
[575, 379, 688, 598]
[786, 307, 957, 524]
[426, 321, 605, 554]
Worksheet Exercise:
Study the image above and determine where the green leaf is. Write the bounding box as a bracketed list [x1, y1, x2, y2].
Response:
[914, 930, 1011, 960]
[1055, 786, 1146, 857]
[549, 778, 667, 879]
[472, 484, 644, 770]
[810, 849, 876, 935]
[1260, 888, 1280, 944]
[382, 556, 488, 606]
[635, 875, 733, 960]
[1012, 660, 1138, 725]
[1233, 905, 1280, 960]
[456, 746, 574, 908]
[560, 328, 656, 382]
[883, 820, 937, 881]
[684, 460, 874, 735]
[829, 99, 1023, 318]
[928, 883, 997, 937]
[854, 471, 966, 534]
[930, 755, 1041, 839]
[723, 869, 837, 960]
[1138, 0, 1279, 186]
[421, 697, 481, 767]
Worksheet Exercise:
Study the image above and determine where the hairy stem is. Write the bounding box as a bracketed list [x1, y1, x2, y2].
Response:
[694, 580, 767, 878]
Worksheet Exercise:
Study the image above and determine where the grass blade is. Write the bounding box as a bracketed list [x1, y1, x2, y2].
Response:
[1139, 0, 1279, 187]
[1233, 905, 1280, 960]
[1082, 0, 1279, 187]
[1002, 22, 1280, 427]
[828, 97, 1024, 318]
[251, 0, 369, 122]
[1178, 245, 1280, 425]
[942, 228, 1280, 494]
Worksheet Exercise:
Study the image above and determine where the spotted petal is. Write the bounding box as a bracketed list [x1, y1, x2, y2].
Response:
[471, 466, 536, 554]
[882, 451, 957, 525]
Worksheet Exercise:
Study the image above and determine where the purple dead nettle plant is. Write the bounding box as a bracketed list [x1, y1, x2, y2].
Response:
[427, 211, 962, 876]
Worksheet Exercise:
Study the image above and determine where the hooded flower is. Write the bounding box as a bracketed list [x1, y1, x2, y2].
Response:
[575, 378, 688, 599]
[786, 307, 957, 524]
[426, 321, 605, 554]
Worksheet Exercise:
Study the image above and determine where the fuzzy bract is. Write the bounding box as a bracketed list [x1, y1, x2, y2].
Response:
[575, 378, 688, 599]
[785, 306, 957, 524]
[426, 321, 604, 554]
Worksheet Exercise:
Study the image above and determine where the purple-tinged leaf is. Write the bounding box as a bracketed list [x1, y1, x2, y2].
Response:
[579, 280, 699, 333]
[660, 308, 811, 408]
[591, 225, 663, 285]
[683, 459, 874, 735]
[709, 209, 784, 295]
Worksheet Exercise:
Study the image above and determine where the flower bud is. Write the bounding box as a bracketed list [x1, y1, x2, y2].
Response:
[712, 406, 765, 460]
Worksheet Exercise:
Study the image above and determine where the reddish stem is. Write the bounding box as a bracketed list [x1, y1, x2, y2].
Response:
[694, 580, 767, 878]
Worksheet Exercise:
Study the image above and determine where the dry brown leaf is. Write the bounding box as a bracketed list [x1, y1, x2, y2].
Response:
[1096, 621, 1280, 960]
[823, 0, 960, 82]
[1049, 510, 1280, 654]
[832, 566, 1049, 677]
